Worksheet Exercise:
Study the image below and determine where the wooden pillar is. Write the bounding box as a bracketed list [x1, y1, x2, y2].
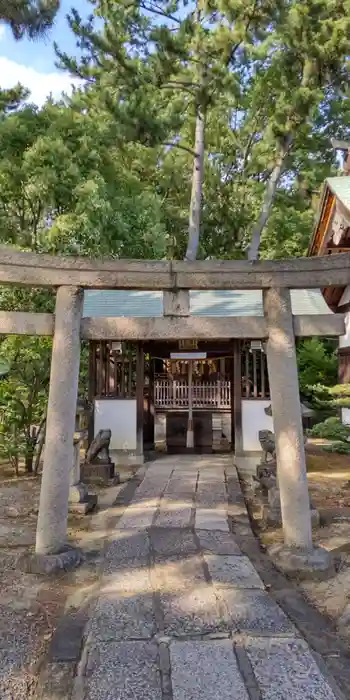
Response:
[186, 360, 194, 448]
[149, 355, 155, 449]
[264, 287, 312, 550]
[232, 340, 243, 454]
[136, 343, 144, 458]
[36, 286, 83, 555]
[87, 341, 95, 445]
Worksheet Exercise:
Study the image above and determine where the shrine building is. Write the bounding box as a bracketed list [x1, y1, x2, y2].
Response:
[309, 176, 350, 424]
[83, 287, 332, 463]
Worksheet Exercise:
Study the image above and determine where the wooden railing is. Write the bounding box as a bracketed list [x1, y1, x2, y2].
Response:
[242, 347, 269, 399]
[154, 379, 231, 409]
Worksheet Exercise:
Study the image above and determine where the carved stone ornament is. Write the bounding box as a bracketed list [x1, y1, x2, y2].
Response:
[86, 429, 112, 464]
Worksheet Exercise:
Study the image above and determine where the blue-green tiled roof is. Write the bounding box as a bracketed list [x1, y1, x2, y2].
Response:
[83, 290, 163, 317]
[83, 289, 331, 318]
[326, 176, 350, 212]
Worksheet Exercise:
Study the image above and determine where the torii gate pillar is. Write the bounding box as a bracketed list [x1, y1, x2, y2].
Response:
[264, 288, 332, 575]
[34, 286, 84, 569]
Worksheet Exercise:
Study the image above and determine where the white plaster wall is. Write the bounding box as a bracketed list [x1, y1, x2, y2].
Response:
[339, 310, 350, 349]
[94, 399, 137, 450]
[342, 408, 350, 426]
[242, 400, 273, 452]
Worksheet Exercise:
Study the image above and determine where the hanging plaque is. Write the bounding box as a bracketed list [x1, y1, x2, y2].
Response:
[178, 339, 198, 350]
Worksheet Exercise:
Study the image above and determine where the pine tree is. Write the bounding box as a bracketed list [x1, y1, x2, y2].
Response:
[57, 0, 278, 260]
[0, 0, 59, 39]
[247, 0, 350, 259]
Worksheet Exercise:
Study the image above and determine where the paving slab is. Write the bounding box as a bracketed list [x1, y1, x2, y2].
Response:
[195, 508, 229, 532]
[72, 456, 344, 700]
[217, 588, 296, 634]
[196, 485, 228, 507]
[165, 474, 197, 493]
[170, 639, 249, 700]
[134, 479, 171, 502]
[83, 641, 162, 700]
[155, 501, 193, 528]
[129, 495, 160, 508]
[105, 531, 150, 564]
[153, 555, 224, 635]
[118, 504, 156, 530]
[196, 530, 242, 555]
[205, 554, 264, 589]
[150, 527, 198, 558]
[87, 569, 156, 641]
[244, 636, 337, 700]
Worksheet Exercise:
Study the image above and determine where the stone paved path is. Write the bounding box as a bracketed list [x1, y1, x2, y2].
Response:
[75, 456, 341, 700]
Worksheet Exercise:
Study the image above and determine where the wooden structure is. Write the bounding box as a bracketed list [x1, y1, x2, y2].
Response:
[0, 246, 348, 559]
[87, 336, 270, 453]
[309, 176, 350, 403]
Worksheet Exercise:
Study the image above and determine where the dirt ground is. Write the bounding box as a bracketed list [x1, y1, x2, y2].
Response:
[246, 449, 350, 634]
[0, 461, 135, 699]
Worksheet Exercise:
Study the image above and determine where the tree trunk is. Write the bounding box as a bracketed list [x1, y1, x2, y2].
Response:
[184, 1, 205, 263]
[34, 426, 46, 474]
[25, 454, 34, 473]
[248, 134, 293, 261]
[185, 106, 205, 262]
[25, 426, 36, 473]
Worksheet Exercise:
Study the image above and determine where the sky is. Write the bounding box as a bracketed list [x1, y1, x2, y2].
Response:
[0, 0, 89, 106]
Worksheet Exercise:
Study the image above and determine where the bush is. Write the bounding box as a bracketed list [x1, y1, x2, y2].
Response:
[323, 442, 350, 454]
[297, 339, 338, 394]
[308, 416, 350, 442]
[0, 336, 51, 474]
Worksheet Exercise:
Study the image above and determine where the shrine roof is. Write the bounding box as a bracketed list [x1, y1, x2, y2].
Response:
[326, 176, 350, 212]
[83, 288, 332, 318]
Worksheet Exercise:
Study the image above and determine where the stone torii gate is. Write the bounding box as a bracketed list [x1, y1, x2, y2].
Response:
[0, 248, 348, 574]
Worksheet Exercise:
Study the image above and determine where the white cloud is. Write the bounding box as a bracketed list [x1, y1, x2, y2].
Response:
[0, 56, 81, 106]
[0, 25, 5, 40]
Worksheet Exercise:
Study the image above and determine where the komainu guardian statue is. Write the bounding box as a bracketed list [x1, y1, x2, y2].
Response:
[85, 429, 112, 464]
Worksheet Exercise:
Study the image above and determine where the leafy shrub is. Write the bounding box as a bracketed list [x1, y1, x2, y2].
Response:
[308, 417, 350, 442]
[323, 442, 350, 455]
[297, 339, 338, 395]
[0, 336, 51, 474]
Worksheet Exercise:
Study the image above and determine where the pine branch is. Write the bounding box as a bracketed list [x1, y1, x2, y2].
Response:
[160, 80, 201, 90]
[139, 1, 181, 24]
[163, 142, 197, 157]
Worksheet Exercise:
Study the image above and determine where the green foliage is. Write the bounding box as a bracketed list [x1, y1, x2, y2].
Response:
[0, 336, 51, 473]
[0, 1, 59, 40]
[0, 102, 168, 259]
[308, 416, 350, 442]
[297, 339, 338, 407]
[323, 442, 350, 455]
[0, 1, 349, 260]
[309, 416, 350, 454]
[56, 0, 350, 258]
[327, 383, 350, 408]
[328, 384, 350, 397]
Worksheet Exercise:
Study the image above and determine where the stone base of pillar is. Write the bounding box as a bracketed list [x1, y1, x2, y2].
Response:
[262, 492, 320, 529]
[257, 478, 320, 530]
[68, 481, 97, 514]
[69, 482, 89, 502]
[268, 543, 335, 580]
[19, 545, 84, 575]
[68, 493, 98, 515]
